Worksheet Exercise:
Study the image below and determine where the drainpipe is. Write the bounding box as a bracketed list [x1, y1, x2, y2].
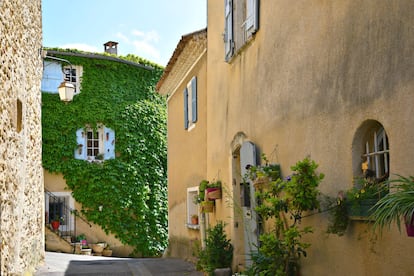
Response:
[200, 212, 207, 248]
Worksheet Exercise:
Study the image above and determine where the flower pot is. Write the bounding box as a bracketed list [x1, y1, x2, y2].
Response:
[91, 243, 106, 253]
[405, 215, 414, 237]
[206, 187, 222, 200]
[191, 216, 199, 225]
[253, 177, 270, 190]
[346, 198, 378, 220]
[201, 201, 214, 213]
[51, 221, 60, 230]
[102, 249, 113, 257]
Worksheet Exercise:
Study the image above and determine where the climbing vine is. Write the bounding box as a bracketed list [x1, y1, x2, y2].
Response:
[42, 51, 167, 256]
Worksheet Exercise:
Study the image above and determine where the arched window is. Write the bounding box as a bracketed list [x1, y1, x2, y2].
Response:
[352, 120, 389, 181]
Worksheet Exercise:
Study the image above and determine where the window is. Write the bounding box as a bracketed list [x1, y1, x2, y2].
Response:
[187, 186, 200, 229]
[63, 66, 82, 94]
[362, 127, 389, 179]
[184, 76, 197, 130]
[45, 192, 75, 232]
[353, 120, 390, 181]
[224, 0, 259, 61]
[75, 125, 115, 161]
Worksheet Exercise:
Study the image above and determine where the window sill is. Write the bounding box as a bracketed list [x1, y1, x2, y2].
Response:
[186, 223, 200, 230]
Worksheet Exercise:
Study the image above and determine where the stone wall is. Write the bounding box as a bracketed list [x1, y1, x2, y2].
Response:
[0, 0, 44, 275]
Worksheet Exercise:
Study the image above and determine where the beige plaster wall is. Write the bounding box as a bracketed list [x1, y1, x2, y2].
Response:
[44, 171, 135, 257]
[0, 0, 44, 274]
[206, 0, 414, 275]
[165, 53, 207, 259]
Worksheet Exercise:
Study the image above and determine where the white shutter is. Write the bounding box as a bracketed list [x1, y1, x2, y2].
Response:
[74, 128, 86, 160]
[224, 0, 234, 60]
[246, 0, 259, 37]
[103, 127, 115, 160]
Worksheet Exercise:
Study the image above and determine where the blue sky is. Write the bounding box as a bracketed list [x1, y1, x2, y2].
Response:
[42, 0, 207, 66]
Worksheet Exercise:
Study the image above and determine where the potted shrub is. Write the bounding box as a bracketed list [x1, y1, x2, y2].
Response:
[345, 177, 388, 220]
[370, 175, 414, 237]
[197, 221, 233, 275]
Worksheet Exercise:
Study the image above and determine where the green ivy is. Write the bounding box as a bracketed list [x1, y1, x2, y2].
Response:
[42, 53, 167, 256]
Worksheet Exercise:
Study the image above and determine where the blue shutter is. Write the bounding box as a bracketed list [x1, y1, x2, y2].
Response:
[74, 128, 86, 160]
[191, 77, 197, 123]
[184, 88, 189, 129]
[103, 127, 115, 160]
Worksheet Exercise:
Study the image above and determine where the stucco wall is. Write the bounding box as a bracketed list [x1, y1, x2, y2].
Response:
[165, 52, 208, 260]
[44, 171, 135, 257]
[0, 0, 44, 274]
[207, 0, 414, 275]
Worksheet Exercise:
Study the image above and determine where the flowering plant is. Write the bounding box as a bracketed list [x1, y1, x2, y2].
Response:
[346, 177, 388, 202]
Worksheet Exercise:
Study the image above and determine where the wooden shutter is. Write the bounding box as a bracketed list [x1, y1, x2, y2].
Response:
[74, 128, 86, 160]
[103, 127, 115, 160]
[184, 87, 189, 129]
[246, 0, 259, 37]
[191, 77, 197, 123]
[224, 0, 234, 60]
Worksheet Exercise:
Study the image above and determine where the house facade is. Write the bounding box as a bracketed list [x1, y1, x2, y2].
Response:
[42, 48, 167, 257]
[0, 0, 44, 274]
[157, 0, 414, 274]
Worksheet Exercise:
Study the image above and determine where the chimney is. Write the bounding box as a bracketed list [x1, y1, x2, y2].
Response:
[104, 41, 118, 55]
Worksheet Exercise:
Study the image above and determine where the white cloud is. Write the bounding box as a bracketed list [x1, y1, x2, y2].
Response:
[116, 32, 130, 44]
[59, 43, 100, 53]
[116, 29, 161, 62]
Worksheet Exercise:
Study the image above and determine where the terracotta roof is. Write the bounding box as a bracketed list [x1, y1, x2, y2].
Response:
[156, 28, 207, 94]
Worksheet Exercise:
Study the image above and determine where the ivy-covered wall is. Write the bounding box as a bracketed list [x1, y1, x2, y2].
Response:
[42, 52, 167, 256]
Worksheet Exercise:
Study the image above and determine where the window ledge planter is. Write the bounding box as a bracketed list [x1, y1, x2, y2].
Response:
[201, 201, 214, 213]
[206, 187, 222, 200]
[346, 198, 379, 221]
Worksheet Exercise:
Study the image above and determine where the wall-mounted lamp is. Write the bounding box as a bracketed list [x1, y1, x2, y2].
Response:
[43, 51, 76, 102]
[58, 81, 75, 102]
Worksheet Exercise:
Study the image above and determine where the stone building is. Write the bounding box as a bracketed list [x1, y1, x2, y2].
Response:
[157, 0, 414, 275]
[0, 0, 44, 275]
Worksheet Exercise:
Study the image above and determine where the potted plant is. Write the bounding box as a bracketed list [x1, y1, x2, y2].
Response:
[102, 244, 113, 256]
[205, 180, 222, 200]
[197, 221, 233, 275]
[191, 214, 199, 225]
[245, 154, 281, 190]
[345, 177, 388, 220]
[201, 201, 214, 213]
[370, 175, 414, 237]
[51, 215, 63, 230]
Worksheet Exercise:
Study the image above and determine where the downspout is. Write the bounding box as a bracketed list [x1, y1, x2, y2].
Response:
[200, 212, 207, 248]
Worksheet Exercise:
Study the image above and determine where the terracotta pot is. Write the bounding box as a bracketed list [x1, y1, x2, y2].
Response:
[191, 216, 199, 225]
[51, 220, 60, 230]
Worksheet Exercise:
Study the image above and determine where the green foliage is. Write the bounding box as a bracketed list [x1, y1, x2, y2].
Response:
[325, 195, 349, 236]
[371, 175, 414, 235]
[197, 221, 234, 275]
[42, 53, 167, 256]
[248, 157, 323, 275]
